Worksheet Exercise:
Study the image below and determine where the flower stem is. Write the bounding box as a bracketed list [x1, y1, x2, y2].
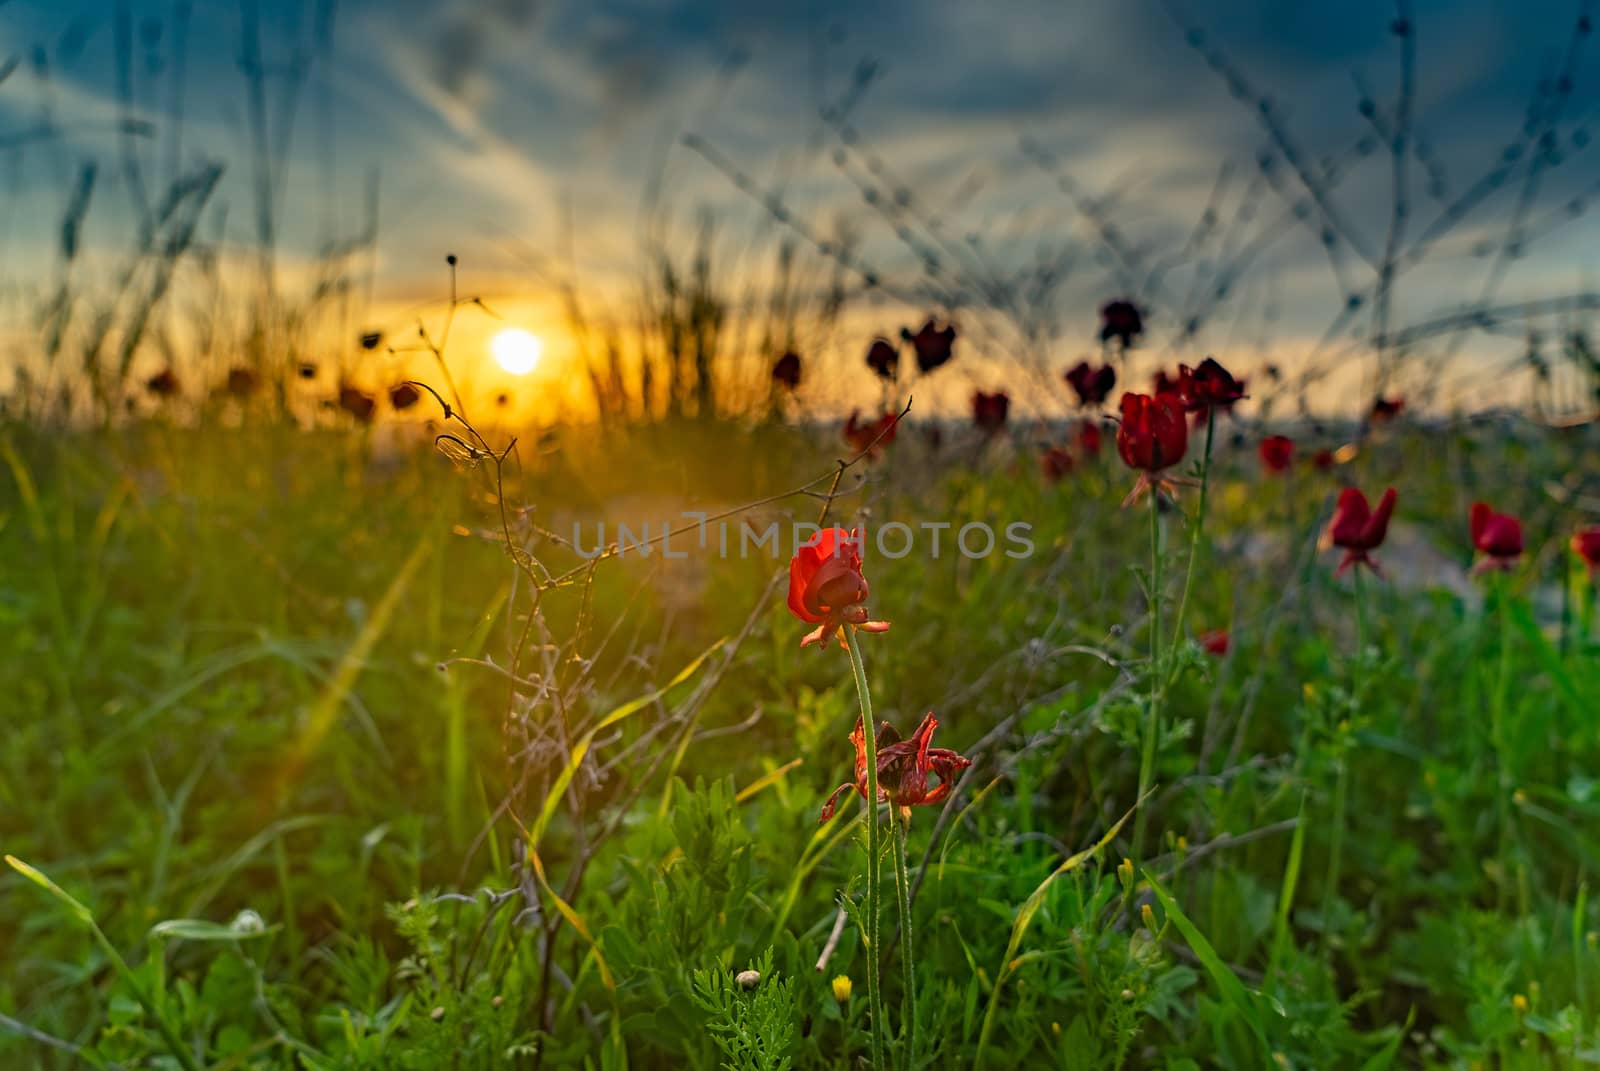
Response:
[1167, 408, 1216, 658]
[1325, 567, 1366, 948]
[843, 626, 886, 1071]
[1133, 487, 1164, 859]
[892, 811, 917, 1071]
[1489, 574, 1515, 909]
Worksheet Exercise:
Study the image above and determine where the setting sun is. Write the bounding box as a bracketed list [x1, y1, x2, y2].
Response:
[491, 327, 543, 375]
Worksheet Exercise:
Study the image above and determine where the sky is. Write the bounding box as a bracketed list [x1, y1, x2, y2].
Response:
[1, 0, 1598, 418]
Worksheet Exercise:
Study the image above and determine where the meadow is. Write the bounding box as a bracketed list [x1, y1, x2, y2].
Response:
[3, 377, 1600, 1068]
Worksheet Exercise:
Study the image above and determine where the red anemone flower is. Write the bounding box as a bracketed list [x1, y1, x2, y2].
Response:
[1470, 502, 1524, 574]
[1178, 357, 1248, 416]
[844, 410, 899, 459]
[1572, 527, 1600, 578]
[1077, 419, 1103, 455]
[1311, 448, 1336, 471]
[972, 390, 1010, 433]
[865, 337, 899, 380]
[1065, 360, 1117, 407]
[1199, 628, 1230, 656]
[818, 714, 973, 823]
[902, 319, 956, 373]
[1322, 486, 1397, 577]
[772, 351, 802, 390]
[1116, 391, 1189, 506]
[787, 527, 890, 649]
[1040, 445, 1074, 482]
[1258, 435, 1294, 475]
[1369, 395, 1406, 423]
[1099, 299, 1143, 348]
[1152, 368, 1182, 396]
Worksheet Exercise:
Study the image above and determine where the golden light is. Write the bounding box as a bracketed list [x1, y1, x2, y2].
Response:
[491, 328, 543, 375]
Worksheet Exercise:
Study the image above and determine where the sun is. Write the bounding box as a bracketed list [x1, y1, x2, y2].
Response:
[491, 328, 543, 375]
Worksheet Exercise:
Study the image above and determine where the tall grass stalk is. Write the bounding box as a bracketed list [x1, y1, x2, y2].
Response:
[843, 626, 886, 1070]
[891, 811, 916, 1071]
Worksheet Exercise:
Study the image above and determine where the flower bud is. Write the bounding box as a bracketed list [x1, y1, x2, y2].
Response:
[831, 975, 852, 1002]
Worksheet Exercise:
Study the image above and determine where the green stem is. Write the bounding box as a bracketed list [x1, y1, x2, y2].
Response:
[1133, 488, 1164, 859]
[1324, 567, 1366, 949]
[1490, 576, 1514, 908]
[893, 813, 916, 1071]
[1167, 408, 1216, 659]
[844, 626, 886, 1071]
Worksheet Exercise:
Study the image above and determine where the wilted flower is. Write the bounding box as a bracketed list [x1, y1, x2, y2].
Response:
[818, 713, 973, 823]
[865, 337, 899, 379]
[1258, 435, 1294, 474]
[844, 410, 899, 459]
[1099, 299, 1143, 348]
[1322, 486, 1397, 577]
[1065, 360, 1116, 407]
[787, 527, 890, 649]
[1572, 527, 1600, 577]
[971, 390, 1009, 433]
[772, 351, 802, 390]
[1040, 445, 1074, 483]
[1116, 391, 1188, 506]
[1470, 502, 1523, 574]
[902, 318, 956, 373]
[389, 382, 421, 410]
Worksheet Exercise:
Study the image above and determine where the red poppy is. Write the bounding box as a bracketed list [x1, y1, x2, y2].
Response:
[1065, 360, 1117, 407]
[1040, 445, 1074, 482]
[787, 527, 891, 649]
[1258, 435, 1294, 474]
[818, 713, 973, 823]
[1099, 299, 1143, 348]
[865, 337, 899, 380]
[1199, 628, 1230, 656]
[389, 382, 421, 410]
[1470, 502, 1523, 574]
[1152, 368, 1182, 396]
[772, 351, 802, 390]
[338, 384, 376, 423]
[1311, 448, 1336, 471]
[1322, 486, 1397, 577]
[972, 390, 1009, 433]
[1076, 419, 1103, 455]
[1116, 391, 1188, 506]
[1178, 357, 1248, 415]
[1572, 527, 1600, 577]
[902, 318, 956, 373]
[145, 368, 180, 397]
[225, 367, 258, 398]
[1369, 395, 1406, 423]
[844, 410, 898, 459]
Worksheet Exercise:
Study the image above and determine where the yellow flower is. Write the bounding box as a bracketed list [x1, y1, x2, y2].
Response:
[1117, 857, 1134, 886]
[1141, 903, 1157, 931]
[1512, 993, 1529, 1015]
[831, 975, 852, 1002]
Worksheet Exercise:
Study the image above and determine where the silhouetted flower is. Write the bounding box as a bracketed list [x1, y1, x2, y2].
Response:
[145, 368, 180, 397]
[1040, 445, 1074, 482]
[359, 330, 384, 351]
[1116, 391, 1188, 506]
[865, 337, 899, 379]
[971, 390, 1009, 433]
[389, 382, 421, 410]
[1178, 357, 1247, 416]
[902, 318, 956, 373]
[1099, 299, 1143, 347]
[1065, 360, 1116, 407]
[1258, 435, 1294, 474]
[1322, 486, 1397, 577]
[1369, 395, 1406, 423]
[1470, 502, 1523, 574]
[338, 384, 375, 423]
[772, 351, 802, 390]
[787, 527, 890, 649]
[844, 410, 898, 459]
[818, 713, 972, 822]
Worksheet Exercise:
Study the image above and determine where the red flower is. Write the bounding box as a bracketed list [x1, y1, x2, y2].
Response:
[1065, 360, 1116, 407]
[865, 337, 899, 380]
[971, 390, 1010, 433]
[389, 382, 421, 410]
[1076, 419, 1103, 455]
[902, 318, 956, 373]
[1369, 395, 1405, 423]
[772, 351, 802, 390]
[145, 368, 181, 398]
[338, 384, 376, 423]
[1470, 502, 1523, 574]
[818, 714, 973, 823]
[225, 366, 258, 398]
[1572, 527, 1600, 577]
[1311, 448, 1336, 471]
[1258, 435, 1294, 475]
[1099, 299, 1143, 348]
[1322, 486, 1397, 577]
[787, 527, 890, 649]
[1199, 628, 1229, 656]
[1178, 357, 1247, 415]
[1116, 391, 1188, 506]
[844, 410, 899, 459]
[1040, 445, 1074, 482]
[1152, 368, 1182, 396]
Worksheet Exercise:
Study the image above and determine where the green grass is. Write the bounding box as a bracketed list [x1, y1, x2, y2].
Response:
[2, 414, 1599, 1069]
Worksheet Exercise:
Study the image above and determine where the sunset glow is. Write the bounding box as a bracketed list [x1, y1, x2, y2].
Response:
[491, 328, 543, 375]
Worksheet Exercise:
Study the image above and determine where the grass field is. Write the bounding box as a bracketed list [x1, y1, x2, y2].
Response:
[3, 404, 1599, 1069]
